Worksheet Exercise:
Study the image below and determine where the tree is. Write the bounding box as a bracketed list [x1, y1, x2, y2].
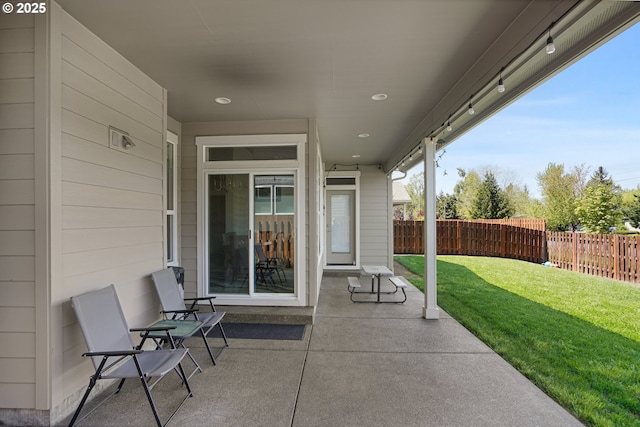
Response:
[436, 192, 459, 219]
[622, 192, 640, 229]
[453, 168, 481, 219]
[505, 183, 534, 217]
[404, 172, 424, 220]
[536, 163, 588, 231]
[470, 172, 513, 219]
[575, 184, 620, 233]
[587, 166, 614, 188]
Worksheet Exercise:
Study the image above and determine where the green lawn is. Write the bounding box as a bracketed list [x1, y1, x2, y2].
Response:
[395, 255, 640, 427]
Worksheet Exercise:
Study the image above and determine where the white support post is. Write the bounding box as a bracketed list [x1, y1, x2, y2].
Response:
[423, 139, 440, 319]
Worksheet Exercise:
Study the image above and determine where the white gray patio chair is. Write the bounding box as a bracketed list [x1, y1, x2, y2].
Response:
[151, 268, 229, 365]
[69, 284, 193, 427]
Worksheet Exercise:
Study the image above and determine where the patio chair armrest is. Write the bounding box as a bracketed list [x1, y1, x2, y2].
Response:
[130, 326, 177, 333]
[82, 349, 143, 357]
[162, 308, 198, 320]
[184, 296, 217, 302]
[184, 296, 218, 311]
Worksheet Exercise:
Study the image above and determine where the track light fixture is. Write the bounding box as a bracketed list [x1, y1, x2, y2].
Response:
[497, 68, 505, 93]
[546, 29, 556, 54]
[391, 14, 567, 174]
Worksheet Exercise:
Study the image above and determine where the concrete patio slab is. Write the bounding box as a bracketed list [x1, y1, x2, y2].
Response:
[293, 351, 582, 427]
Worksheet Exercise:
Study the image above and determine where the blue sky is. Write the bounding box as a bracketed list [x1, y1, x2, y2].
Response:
[405, 22, 640, 199]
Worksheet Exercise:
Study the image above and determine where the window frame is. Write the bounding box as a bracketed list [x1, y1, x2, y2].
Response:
[166, 131, 179, 266]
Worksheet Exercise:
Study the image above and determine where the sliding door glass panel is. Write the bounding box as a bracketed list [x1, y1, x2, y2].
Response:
[207, 174, 250, 295]
[254, 175, 295, 294]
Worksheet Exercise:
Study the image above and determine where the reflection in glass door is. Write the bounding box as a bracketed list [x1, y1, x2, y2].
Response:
[207, 174, 250, 294]
[253, 175, 295, 294]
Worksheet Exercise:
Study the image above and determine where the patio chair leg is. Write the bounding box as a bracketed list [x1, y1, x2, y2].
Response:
[218, 323, 229, 347]
[139, 376, 163, 427]
[68, 357, 113, 427]
[115, 378, 127, 393]
[135, 356, 193, 427]
[200, 328, 217, 366]
[68, 376, 98, 427]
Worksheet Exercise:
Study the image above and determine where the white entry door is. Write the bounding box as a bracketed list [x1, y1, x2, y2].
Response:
[326, 190, 356, 265]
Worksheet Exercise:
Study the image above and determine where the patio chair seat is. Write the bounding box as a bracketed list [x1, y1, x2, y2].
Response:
[102, 349, 188, 379]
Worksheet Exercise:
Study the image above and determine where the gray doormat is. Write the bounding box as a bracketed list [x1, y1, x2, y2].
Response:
[208, 323, 306, 340]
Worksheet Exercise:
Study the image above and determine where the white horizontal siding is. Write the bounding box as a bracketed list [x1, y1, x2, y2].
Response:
[0, 53, 34, 79]
[0, 282, 34, 306]
[0, 78, 33, 104]
[57, 8, 166, 413]
[0, 359, 35, 383]
[359, 168, 390, 265]
[0, 15, 36, 409]
[0, 333, 34, 358]
[0, 384, 34, 408]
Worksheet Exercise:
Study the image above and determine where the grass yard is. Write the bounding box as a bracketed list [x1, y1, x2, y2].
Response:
[395, 255, 640, 427]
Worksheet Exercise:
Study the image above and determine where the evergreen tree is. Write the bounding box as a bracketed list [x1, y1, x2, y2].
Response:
[436, 192, 459, 219]
[587, 166, 614, 188]
[470, 172, 513, 219]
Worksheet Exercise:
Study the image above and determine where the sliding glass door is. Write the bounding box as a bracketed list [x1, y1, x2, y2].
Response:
[205, 172, 295, 296]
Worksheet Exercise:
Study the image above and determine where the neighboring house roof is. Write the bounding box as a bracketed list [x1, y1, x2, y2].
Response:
[393, 182, 411, 204]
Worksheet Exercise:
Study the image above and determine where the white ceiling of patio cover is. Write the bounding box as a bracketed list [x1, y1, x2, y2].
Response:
[55, 0, 640, 171]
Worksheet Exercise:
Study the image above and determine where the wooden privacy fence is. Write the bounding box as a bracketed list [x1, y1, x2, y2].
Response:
[394, 220, 546, 263]
[547, 232, 639, 283]
[394, 220, 640, 284]
[470, 218, 547, 231]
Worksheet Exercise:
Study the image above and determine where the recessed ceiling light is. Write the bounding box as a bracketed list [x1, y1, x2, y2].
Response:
[352, 154, 361, 158]
[371, 93, 388, 101]
[215, 97, 231, 105]
[358, 133, 370, 138]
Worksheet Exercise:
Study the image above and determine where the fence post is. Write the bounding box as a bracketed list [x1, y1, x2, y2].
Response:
[613, 234, 619, 281]
[572, 233, 578, 272]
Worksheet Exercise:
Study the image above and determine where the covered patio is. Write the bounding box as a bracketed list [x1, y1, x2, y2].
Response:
[61, 273, 581, 426]
[3, 1, 640, 424]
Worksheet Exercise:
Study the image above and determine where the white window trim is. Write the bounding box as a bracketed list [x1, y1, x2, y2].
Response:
[323, 170, 360, 270]
[195, 134, 307, 306]
[166, 130, 179, 267]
